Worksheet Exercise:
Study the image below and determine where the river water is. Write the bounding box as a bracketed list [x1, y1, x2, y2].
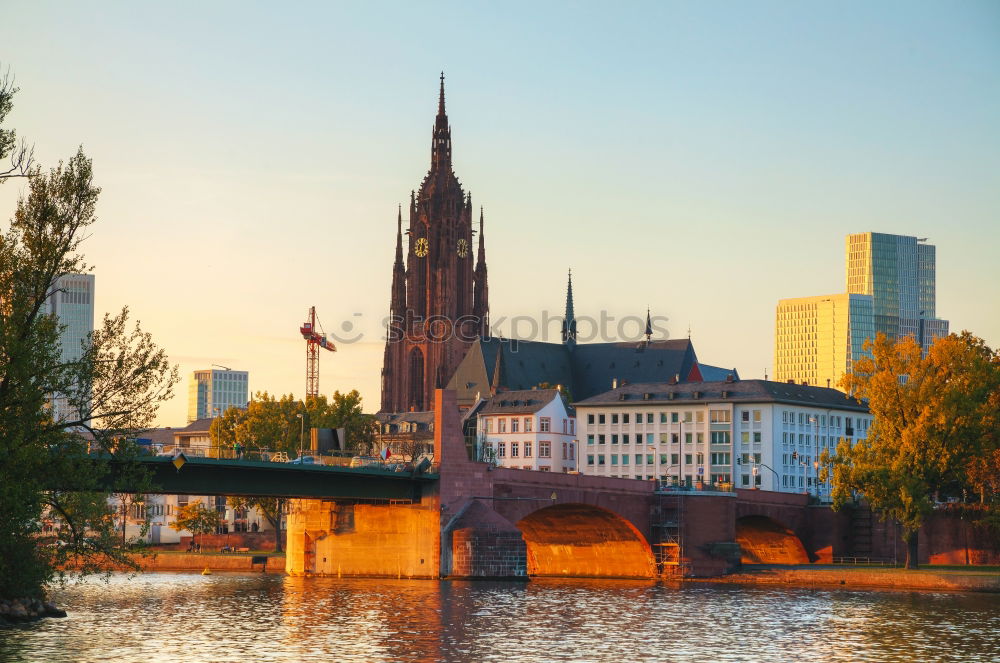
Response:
[1, 573, 999, 662]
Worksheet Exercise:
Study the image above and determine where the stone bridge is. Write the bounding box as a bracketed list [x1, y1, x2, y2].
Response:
[286, 390, 847, 579]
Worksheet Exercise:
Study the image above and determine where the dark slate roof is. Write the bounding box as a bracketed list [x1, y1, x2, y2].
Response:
[574, 379, 869, 412]
[570, 339, 696, 399]
[374, 410, 435, 427]
[698, 363, 739, 382]
[479, 389, 573, 416]
[482, 338, 574, 394]
[479, 337, 704, 402]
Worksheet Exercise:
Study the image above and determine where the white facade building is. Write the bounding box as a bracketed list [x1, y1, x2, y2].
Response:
[574, 379, 870, 498]
[45, 273, 95, 423]
[187, 368, 249, 423]
[475, 389, 578, 472]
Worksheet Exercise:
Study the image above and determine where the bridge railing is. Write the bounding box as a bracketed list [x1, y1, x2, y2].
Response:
[654, 478, 735, 494]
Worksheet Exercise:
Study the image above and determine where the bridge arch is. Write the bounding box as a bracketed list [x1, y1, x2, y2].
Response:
[515, 503, 655, 578]
[736, 515, 809, 564]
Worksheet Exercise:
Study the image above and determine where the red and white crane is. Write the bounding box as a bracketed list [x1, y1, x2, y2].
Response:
[300, 306, 336, 399]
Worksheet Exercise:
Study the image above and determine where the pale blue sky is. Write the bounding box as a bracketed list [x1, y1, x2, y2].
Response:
[3, 1, 998, 425]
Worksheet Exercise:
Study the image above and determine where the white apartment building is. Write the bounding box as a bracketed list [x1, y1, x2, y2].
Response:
[187, 368, 249, 423]
[475, 389, 578, 472]
[574, 379, 871, 498]
[45, 273, 95, 423]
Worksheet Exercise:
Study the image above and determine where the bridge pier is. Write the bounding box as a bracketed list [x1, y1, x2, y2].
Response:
[285, 490, 442, 578]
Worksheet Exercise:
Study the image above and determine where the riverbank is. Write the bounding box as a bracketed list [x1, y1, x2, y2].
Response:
[705, 564, 1000, 593]
[138, 551, 286, 574]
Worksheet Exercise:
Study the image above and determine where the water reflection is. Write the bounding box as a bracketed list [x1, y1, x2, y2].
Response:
[1, 574, 999, 662]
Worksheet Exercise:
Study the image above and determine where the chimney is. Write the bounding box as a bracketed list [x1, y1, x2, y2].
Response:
[786, 379, 795, 384]
[612, 378, 618, 389]
[826, 379, 831, 388]
[725, 374, 734, 383]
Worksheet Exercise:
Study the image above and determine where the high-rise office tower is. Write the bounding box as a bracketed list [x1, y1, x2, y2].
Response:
[187, 369, 249, 423]
[45, 273, 95, 423]
[774, 293, 874, 389]
[846, 232, 949, 352]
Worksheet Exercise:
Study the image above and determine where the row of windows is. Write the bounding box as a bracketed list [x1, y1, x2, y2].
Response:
[585, 409, 734, 425]
[586, 431, 733, 445]
[484, 416, 572, 435]
[492, 441, 575, 460]
[586, 452, 732, 467]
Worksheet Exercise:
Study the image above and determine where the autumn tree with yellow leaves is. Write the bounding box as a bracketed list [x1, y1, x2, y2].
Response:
[830, 332, 1000, 569]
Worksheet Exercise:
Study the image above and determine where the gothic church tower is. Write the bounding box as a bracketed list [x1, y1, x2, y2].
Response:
[380, 74, 489, 412]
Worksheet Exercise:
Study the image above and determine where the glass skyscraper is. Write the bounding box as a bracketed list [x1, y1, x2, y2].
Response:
[45, 273, 96, 423]
[187, 369, 249, 423]
[846, 232, 949, 352]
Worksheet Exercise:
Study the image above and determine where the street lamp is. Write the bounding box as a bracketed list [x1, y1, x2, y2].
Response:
[296, 413, 305, 458]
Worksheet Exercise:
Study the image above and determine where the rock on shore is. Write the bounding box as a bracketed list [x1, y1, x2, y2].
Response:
[0, 598, 67, 624]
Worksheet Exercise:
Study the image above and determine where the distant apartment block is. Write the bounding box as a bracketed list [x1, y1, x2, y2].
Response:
[846, 232, 949, 352]
[774, 293, 873, 389]
[187, 368, 249, 423]
[45, 273, 95, 423]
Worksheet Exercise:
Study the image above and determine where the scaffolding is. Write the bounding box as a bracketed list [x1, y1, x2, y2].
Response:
[651, 490, 688, 577]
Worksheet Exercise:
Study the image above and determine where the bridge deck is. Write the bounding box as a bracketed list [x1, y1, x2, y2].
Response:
[110, 455, 437, 501]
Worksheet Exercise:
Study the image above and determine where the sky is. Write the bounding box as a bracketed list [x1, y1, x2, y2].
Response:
[2, 1, 998, 426]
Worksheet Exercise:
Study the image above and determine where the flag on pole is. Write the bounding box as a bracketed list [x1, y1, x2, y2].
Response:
[380, 447, 391, 461]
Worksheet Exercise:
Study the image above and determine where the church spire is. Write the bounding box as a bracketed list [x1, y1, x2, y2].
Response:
[473, 206, 489, 336]
[438, 71, 446, 116]
[562, 269, 577, 348]
[431, 72, 451, 170]
[390, 205, 406, 318]
[394, 204, 404, 265]
[644, 307, 653, 344]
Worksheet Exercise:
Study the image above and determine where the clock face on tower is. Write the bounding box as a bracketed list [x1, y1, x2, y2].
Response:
[456, 238, 468, 258]
[414, 237, 429, 258]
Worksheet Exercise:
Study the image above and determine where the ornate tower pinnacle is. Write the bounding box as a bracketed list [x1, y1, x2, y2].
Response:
[389, 204, 406, 318]
[644, 307, 653, 344]
[562, 269, 577, 348]
[473, 206, 489, 335]
[432, 71, 451, 170]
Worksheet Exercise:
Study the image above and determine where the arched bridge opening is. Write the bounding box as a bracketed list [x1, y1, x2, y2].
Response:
[736, 515, 809, 564]
[515, 503, 655, 578]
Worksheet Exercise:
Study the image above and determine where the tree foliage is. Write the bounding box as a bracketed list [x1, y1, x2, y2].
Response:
[210, 389, 376, 456]
[170, 502, 220, 550]
[0, 79, 177, 598]
[830, 332, 1000, 568]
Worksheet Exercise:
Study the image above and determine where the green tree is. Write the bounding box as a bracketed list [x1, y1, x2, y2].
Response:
[170, 502, 220, 552]
[831, 332, 1000, 569]
[0, 75, 177, 599]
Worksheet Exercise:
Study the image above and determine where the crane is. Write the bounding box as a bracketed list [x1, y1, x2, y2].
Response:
[299, 306, 336, 399]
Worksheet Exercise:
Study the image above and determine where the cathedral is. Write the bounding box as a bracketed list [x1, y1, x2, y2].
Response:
[380, 74, 489, 413]
[381, 75, 735, 414]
